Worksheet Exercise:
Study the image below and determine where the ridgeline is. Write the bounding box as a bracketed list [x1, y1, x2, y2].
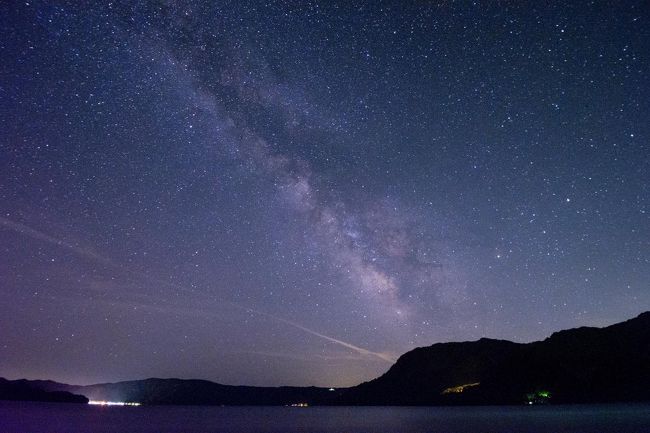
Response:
[3, 311, 649, 406]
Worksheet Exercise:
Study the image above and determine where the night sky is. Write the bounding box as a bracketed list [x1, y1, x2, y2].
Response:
[1, 1, 648, 388]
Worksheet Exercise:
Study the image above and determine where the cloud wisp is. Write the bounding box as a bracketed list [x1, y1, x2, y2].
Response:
[1, 215, 394, 364]
[240, 305, 397, 364]
[0, 216, 115, 267]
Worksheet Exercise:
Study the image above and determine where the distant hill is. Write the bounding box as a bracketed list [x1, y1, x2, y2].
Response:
[3, 311, 649, 406]
[337, 311, 650, 405]
[32, 378, 345, 406]
[0, 378, 88, 404]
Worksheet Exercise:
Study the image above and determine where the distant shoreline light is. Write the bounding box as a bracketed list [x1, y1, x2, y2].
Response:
[88, 400, 141, 406]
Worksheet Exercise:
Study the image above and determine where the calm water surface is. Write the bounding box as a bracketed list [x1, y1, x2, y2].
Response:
[1, 401, 649, 433]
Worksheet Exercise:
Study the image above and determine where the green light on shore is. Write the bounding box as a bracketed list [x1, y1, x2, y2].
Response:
[526, 390, 552, 404]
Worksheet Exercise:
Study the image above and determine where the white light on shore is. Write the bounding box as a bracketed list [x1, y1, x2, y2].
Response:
[88, 400, 141, 406]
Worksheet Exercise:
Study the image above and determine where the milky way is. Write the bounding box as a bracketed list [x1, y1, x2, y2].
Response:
[1, 1, 648, 387]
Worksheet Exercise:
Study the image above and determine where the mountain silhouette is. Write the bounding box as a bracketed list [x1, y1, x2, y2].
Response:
[338, 311, 650, 405]
[3, 311, 649, 405]
[0, 378, 88, 403]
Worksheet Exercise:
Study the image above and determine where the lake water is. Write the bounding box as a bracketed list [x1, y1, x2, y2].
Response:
[1, 401, 649, 432]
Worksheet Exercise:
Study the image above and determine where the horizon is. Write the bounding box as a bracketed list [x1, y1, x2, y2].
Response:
[1, 1, 648, 389]
[2, 309, 647, 388]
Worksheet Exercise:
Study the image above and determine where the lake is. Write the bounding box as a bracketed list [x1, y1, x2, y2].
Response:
[1, 401, 649, 432]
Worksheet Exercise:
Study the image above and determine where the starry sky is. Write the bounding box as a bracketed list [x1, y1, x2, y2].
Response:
[1, 1, 648, 388]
